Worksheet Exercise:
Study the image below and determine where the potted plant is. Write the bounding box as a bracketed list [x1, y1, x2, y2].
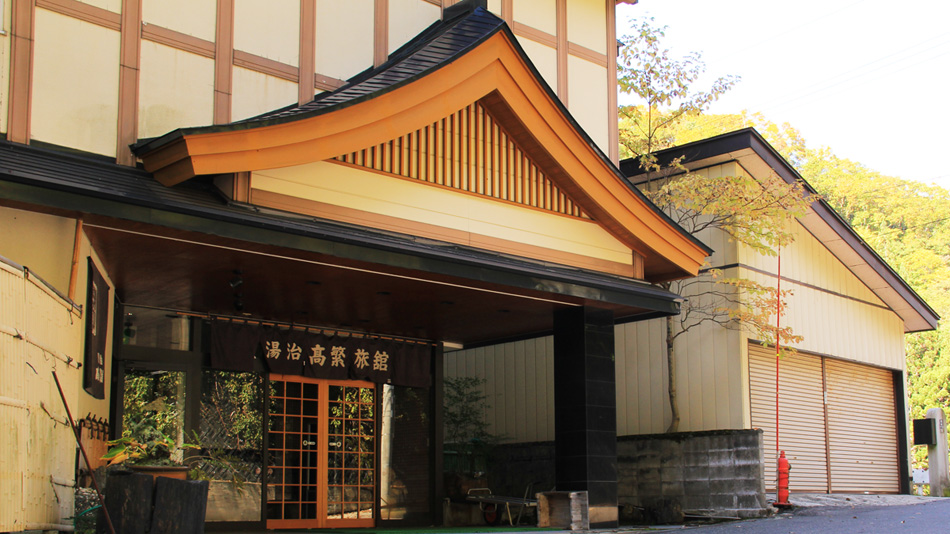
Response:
[102, 419, 198, 480]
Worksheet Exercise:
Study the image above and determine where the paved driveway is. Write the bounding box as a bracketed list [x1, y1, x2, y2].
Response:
[673, 499, 950, 533]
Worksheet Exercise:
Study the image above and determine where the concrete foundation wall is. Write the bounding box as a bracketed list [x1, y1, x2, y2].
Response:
[617, 429, 769, 521]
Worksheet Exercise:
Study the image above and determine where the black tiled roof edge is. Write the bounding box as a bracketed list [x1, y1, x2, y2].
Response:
[0, 140, 681, 307]
[131, 6, 506, 155]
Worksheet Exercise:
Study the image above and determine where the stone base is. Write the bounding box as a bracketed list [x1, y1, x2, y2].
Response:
[617, 429, 770, 523]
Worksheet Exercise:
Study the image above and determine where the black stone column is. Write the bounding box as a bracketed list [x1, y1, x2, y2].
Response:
[553, 306, 618, 528]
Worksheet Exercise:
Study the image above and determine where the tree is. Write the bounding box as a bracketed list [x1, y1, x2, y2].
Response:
[618, 18, 809, 432]
[617, 17, 738, 160]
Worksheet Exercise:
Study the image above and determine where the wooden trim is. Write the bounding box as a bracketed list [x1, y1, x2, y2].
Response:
[374, 0, 388, 68]
[67, 217, 83, 300]
[421, 0, 439, 6]
[334, 101, 589, 219]
[314, 73, 345, 92]
[299, 0, 316, 105]
[555, 0, 567, 103]
[7, 0, 35, 144]
[567, 41, 608, 67]
[250, 187, 636, 278]
[142, 23, 215, 58]
[511, 22, 555, 48]
[233, 50, 298, 82]
[821, 357, 833, 493]
[736, 263, 892, 311]
[116, 0, 141, 166]
[234, 171, 250, 203]
[632, 251, 644, 279]
[36, 0, 120, 31]
[501, 0, 513, 25]
[213, 0, 234, 124]
[606, 0, 618, 164]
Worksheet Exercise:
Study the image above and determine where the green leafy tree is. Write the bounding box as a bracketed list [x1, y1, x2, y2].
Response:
[618, 18, 809, 432]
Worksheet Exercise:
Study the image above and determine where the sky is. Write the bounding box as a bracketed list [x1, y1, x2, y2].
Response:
[616, 0, 950, 190]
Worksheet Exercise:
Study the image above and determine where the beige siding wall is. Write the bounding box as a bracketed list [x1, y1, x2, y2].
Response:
[143, 0, 216, 41]
[234, 1, 301, 66]
[514, 0, 557, 34]
[0, 207, 77, 292]
[518, 37, 558, 91]
[0, 206, 115, 419]
[138, 40, 215, 139]
[31, 8, 120, 156]
[231, 67, 299, 122]
[0, 255, 113, 530]
[389, 0, 441, 54]
[741, 267, 906, 370]
[566, 0, 606, 54]
[444, 337, 555, 443]
[315, 0, 374, 81]
[567, 55, 608, 151]
[251, 161, 635, 268]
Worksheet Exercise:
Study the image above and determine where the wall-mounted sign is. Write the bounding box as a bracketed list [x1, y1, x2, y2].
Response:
[83, 259, 109, 399]
[211, 319, 432, 388]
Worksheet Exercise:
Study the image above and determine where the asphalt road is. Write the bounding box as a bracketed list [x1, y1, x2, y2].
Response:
[678, 500, 950, 533]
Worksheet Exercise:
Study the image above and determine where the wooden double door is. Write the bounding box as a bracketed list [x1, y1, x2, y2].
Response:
[266, 375, 377, 529]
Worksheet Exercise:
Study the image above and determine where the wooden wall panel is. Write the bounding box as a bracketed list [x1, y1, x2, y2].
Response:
[335, 101, 590, 219]
[30, 7, 120, 156]
[741, 268, 905, 370]
[443, 336, 555, 444]
[0, 262, 87, 530]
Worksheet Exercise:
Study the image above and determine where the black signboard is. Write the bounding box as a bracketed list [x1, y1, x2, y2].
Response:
[83, 259, 109, 399]
[211, 319, 432, 388]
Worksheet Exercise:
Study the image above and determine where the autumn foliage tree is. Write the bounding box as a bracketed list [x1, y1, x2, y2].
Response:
[618, 18, 810, 432]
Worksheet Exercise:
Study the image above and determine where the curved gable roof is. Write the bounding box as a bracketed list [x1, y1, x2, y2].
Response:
[132, 7, 710, 282]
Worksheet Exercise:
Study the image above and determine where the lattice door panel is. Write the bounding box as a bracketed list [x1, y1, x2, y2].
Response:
[266, 375, 375, 529]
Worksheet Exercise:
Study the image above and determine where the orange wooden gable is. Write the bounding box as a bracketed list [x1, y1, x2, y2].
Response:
[333, 100, 589, 220]
[134, 24, 708, 282]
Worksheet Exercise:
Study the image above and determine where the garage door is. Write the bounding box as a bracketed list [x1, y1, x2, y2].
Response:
[825, 358, 899, 493]
[748, 342, 901, 493]
[749, 344, 828, 492]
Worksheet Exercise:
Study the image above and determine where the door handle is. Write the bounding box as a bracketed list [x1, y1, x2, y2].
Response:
[303, 439, 316, 447]
[329, 441, 342, 448]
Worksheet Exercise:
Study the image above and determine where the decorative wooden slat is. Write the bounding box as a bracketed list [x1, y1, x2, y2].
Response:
[335, 102, 590, 219]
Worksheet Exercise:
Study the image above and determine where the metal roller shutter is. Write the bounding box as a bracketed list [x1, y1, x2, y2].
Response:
[749, 343, 829, 492]
[825, 359, 899, 493]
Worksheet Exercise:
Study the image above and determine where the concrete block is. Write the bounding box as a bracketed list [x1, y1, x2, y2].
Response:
[684, 465, 709, 482]
[660, 467, 684, 483]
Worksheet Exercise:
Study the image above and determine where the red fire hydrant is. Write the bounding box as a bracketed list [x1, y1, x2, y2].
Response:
[777, 450, 791, 505]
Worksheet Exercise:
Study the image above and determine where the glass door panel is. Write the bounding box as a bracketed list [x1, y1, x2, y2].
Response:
[267, 375, 375, 529]
[326, 384, 375, 527]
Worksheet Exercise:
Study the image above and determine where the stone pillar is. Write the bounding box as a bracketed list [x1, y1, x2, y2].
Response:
[926, 408, 949, 497]
[553, 306, 617, 529]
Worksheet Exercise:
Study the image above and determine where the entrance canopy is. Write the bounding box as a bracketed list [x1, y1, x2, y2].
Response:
[0, 140, 680, 346]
